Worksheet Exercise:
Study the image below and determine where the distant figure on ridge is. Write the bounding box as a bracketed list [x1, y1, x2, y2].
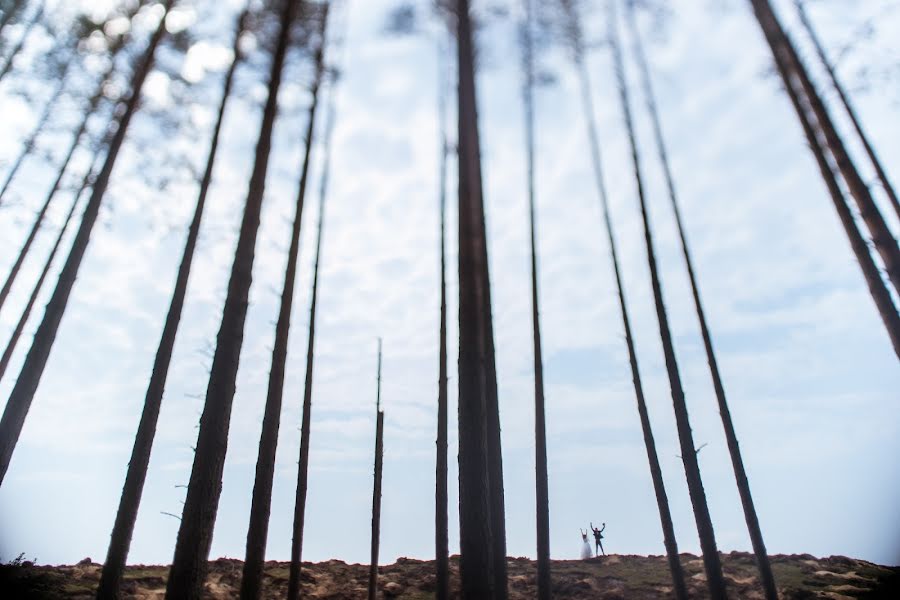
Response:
[591, 522, 606, 556]
[579, 529, 593, 559]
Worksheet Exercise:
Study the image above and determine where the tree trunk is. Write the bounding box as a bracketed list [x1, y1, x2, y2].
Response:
[455, 0, 500, 598]
[563, 4, 688, 597]
[748, 0, 900, 358]
[621, 4, 778, 598]
[0, 0, 44, 82]
[241, 6, 328, 599]
[434, 33, 450, 600]
[750, 0, 900, 296]
[794, 0, 900, 221]
[163, 0, 299, 597]
[95, 11, 247, 600]
[520, 1, 550, 597]
[608, 2, 727, 597]
[0, 0, 176, 487]
[368, 341, 384, 600]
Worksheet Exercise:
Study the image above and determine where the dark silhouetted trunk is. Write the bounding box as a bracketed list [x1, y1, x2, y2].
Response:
[794, 0, 900, 221]
[563, 3, 687, 596]
[164, 0, 298, 597]
[0, 0, 44, 82]
[520, 1, 550, 597]
[622, 4, 778, 597]
[241, 6, 328, 599]
[0, 0, 176, 486]
[608, 2, 727, 597]
[0, 56, 71, 207]
[96, 11, 247, 600]
[455, 0, 503, 598]
[750, 0, 900, 296]
[434, 33, 450, 600]
[368, 340, 384, 600]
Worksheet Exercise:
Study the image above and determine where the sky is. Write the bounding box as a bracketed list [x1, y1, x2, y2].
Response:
[0, 0, 898, 570]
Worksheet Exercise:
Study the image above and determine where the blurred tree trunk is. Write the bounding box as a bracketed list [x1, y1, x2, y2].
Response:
[241, 5, 329, 599]
[368, 341, 384, 600]
[750, 0, 900, 296]
[607, 2, 727, 597]
[519, 1, 550, 597]
[0, 0, 44, 82]
[794, 0, 900, 221]
[621, 3, 778, 598]
[96, 10, 248, 600]
[0, 0, 176, 487]
[164, 0, 299, 596]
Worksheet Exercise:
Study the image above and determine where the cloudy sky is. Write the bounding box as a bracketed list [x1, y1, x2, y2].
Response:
[0, 0, 898, 570]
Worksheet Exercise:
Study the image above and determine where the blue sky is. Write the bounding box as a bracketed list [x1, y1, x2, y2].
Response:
[0, 0, 898, 569]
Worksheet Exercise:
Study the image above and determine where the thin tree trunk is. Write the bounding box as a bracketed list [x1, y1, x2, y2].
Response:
[621, 4, 779, 598]
[434, 32, 450, 600]
[0, 50, 116, 311]
[241, 6, 328, 599]
[750, 0, 900, 296]
[0, 132, 108, 383]
[0, 0, 176, 486]
[0, 0, 26, 40]
[794, 0, 900, 222]
[368, 340, 384, 600]
[285, 47, 336, 595]
[0, 0, 44, 83]
[563, 3, 688, 596]
[164, 0, 298, 596]
[0, 56, 72, 207]
[607, 2, 727, 597]
[455, 0, 499, 597]
[519, 1, 549, 597]
[95, 11, 248, 600]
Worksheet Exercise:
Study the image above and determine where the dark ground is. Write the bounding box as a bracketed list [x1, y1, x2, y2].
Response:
[1, 552, 897, 598]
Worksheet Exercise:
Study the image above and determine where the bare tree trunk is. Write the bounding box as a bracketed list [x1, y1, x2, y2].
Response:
[607, 2, 727, 597]
[563, 4, 687, 597]
[621, 4, 778, 597]
[434, 31, 450, 600]
[95, 11, 247, 600]
[0, 131, 108, 383]
[0, 56, 72, 207]
[794, 0, 900, 222]
[519, 1, 550, 597]
[0, 0, 44, 82]
[241, 6, 328, 599]
[163, 0, 298, 597]
[749, 0, 900, 296]
[0, 0, 176, 486]
[455, 0, 500, 597]
[368, 340, 384, 600]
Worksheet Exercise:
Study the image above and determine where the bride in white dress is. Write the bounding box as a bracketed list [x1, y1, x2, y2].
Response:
[579, 529, 593, 559]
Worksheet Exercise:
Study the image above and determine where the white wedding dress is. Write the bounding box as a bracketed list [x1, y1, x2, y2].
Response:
[580, 538, 593, 559]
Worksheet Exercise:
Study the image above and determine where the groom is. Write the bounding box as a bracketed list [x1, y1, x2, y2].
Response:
[591, 522, 606, 556]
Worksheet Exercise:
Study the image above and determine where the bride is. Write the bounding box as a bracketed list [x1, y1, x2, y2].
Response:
[579, 529, 593, 559]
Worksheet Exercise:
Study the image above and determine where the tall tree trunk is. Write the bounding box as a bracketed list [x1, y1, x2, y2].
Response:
[519, 1, 550, 597]
[0, 0, 26, 40]
[0, 131, 108, 383]
[434, 32, 450, 600]
[562, 3, 688, 597]
[748, 0, 900, 357]
[0, 0, 44, 83]
[0, 48, 118, 311]
[607, 2, 727, 597]
[241, 5, 328, 599]
[285, 47, 336, 595]
[455, 0, 501, 597]
[0, 0, 176, 486]
[749, 0, 900, 296]
[794, 0, 900, 221]
[621, 3, 779, 598]
[368, 340, 384, 600]
[95, 11, 248, 600]
[0, 55, 72, 207]
[164, 0, 298, 596]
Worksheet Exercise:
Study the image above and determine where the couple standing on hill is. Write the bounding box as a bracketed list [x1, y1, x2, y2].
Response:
[580, 522, 605, 559]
